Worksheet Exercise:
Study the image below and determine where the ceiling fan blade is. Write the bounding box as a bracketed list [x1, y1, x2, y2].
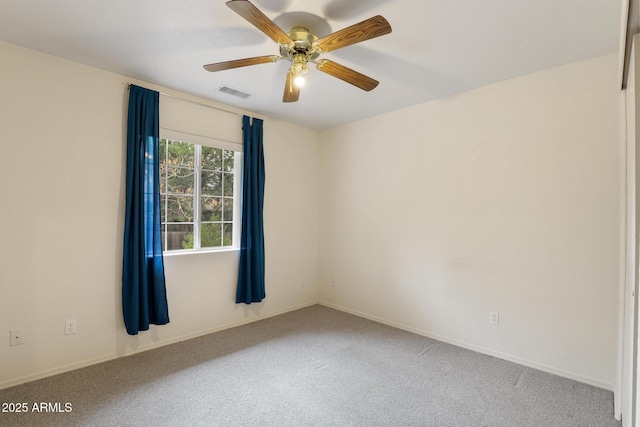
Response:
[283, 71, 300, 103]
[226, 0, 293, 45]
[203, 55, 279, 72]
[314, 15, 391, 53]
[316, 59, 379, 91]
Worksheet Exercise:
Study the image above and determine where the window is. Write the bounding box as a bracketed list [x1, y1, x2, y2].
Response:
[159, 137, 241, 252]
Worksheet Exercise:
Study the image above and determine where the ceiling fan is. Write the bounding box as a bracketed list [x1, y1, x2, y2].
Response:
[204, 0, 392, 103]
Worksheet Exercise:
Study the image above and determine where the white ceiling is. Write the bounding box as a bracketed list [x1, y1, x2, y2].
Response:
[0, 0, 623, 130]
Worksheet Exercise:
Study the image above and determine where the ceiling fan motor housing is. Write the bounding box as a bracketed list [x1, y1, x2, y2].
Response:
[280, 26, 320, 62]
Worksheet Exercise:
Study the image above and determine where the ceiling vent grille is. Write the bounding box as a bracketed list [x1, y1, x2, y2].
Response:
[216, 85, 252, 99]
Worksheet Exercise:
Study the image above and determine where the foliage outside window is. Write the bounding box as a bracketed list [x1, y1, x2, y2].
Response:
[160, 138, 240, 252]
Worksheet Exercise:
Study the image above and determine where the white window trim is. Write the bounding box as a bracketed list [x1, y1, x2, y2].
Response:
[160, 128, 242, 254]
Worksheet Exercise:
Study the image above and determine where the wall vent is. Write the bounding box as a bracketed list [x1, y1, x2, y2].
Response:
[216, 85, 252, 99]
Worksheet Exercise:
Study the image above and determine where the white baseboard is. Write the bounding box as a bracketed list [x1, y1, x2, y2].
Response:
[2, 299, 614, 394]
[0, 301, 317, 391]
[318, 300, 614, 392]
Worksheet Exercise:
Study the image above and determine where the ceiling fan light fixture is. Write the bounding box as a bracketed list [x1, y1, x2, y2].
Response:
[290, 62, 307, 75]
[291, 53, 308, 76]
[290, 54, 308, 88]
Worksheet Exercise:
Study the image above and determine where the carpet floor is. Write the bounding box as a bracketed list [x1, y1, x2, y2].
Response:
[0, 305, 621, 426]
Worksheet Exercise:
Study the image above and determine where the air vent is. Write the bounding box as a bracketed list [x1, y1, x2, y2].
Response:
[216, 85, 252, 99]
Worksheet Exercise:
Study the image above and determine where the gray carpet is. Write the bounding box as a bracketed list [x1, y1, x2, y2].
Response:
[0, 305, 620, 426]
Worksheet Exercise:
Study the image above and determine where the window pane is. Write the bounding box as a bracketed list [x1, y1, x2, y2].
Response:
[167, 140, 194, 167]
[201, 222, 222, 248]
[160, 163, 167, 194]
[164, 223, 194, 251]
[223, 198, 233, 221]
[160, 140, 240, 253]
[160, 139, 167, 163]
[223, 223, 233, 246]
[202, 146, 222, 171]
[223, 172, 234, 197]
[200, 222, 222, 248]
[167, 166, 195, 194]
[166, 195, 194, 222]
[201, 170, 222, 196]
[201, 196, 222, 221]
[223, 150, 235, 172]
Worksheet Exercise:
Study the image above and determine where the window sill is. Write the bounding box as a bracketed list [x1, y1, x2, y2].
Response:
[163, 247, 240, 257]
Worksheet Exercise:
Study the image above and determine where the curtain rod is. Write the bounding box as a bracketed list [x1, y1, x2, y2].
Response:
[126, 83, 243, 117]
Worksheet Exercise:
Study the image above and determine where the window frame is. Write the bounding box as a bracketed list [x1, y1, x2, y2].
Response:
[159, 128, 242, 254]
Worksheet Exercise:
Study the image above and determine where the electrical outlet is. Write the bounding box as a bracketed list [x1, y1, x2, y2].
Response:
[331, 278, 336, 288]
[299, 278, 305, 287]
[10, 329, 24, 346]
[489, 311, 499, 326]
[65, 319, 77, 335]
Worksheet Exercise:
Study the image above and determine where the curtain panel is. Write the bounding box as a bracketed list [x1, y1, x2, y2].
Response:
[236, 115, 266, 304]
[122, 84, 169, 335]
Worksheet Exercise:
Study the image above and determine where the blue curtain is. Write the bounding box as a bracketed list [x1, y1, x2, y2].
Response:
[236, 115, 266, 304]
[122, 85, 169, 335]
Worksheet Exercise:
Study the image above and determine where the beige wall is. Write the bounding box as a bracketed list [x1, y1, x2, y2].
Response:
[0, 39, 624, 395]
[0, 41, 320, 388]
[319, 54, 623, 390]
